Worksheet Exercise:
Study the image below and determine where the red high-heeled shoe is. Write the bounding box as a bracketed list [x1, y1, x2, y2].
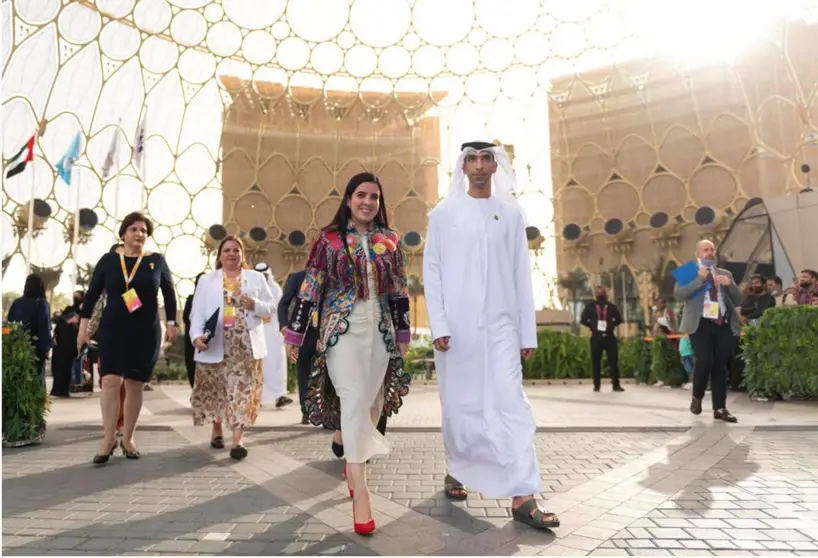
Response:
[354, 518, 376, 536]
[353, 497, 376, 536]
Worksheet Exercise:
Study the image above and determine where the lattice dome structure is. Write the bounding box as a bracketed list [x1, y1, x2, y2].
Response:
[3, 0, 818, 322]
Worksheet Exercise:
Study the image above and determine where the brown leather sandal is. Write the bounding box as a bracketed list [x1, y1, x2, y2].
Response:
[444, 474, 468, 501]
[511, 499, 560, 530]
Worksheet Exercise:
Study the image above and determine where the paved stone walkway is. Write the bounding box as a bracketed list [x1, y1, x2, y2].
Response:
[3, 385, 818, 556]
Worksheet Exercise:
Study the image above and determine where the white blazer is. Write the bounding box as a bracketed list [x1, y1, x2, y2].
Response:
[189, 269, 275, 363]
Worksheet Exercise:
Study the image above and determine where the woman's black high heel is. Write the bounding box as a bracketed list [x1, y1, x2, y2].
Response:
[331, 440, 344, 458]
[93, 440, 118, 465]
[120, 440, 141, 460]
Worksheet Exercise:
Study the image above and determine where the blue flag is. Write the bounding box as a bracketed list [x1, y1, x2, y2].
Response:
[56, 132, 82, 185]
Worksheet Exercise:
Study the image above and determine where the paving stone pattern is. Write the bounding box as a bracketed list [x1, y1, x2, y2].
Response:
[256, 430, 679, 522]
[2, 428, 368, 556]
[594, 432, 818, 556]
[4, 423, 818, 556]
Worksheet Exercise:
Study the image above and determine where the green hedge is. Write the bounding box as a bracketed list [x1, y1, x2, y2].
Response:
[522, 330, 591, 379]
[2, 323, 49, 444]
[620, 337, 651, 382]
[400, 328, 686, 382]
[742, 306, 818, 398]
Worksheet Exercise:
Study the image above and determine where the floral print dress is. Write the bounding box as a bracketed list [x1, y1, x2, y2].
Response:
[191, 274, 263, 428]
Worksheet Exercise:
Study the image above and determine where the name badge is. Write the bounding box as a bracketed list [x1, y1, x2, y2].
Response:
[597, 320, 607, 332]
[703, 301, 720, 320]
[122, 288, 142, 313]
[224, 305, 236, 329]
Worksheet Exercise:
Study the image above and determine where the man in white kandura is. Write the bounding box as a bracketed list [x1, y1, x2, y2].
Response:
[423, 141, 559, 531]
[256, 263, 293, 409]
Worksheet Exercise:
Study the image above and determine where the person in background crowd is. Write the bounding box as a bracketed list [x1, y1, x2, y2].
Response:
[257, 263, 293, 408]
[78, 212, 179, 465]
[812, 293, 818, 307]
[7, 274, 52, 387]
[50, 290, 84, 397]
[766, 276, 784, 306]
[674, 239, 743, 423]
[279, 269, 314, 425]
[739, 274, 776, 326]
[580, 285, 624, 392]
[679, 333, 695, 389]
[792, 269, 818, 305]
[652, 297, 678, 334]
[732, 274, 776, 391]
[182, 273, 205, 388]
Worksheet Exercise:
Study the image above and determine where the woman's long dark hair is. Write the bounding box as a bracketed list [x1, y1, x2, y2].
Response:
[323, 172, 389, 285]
[22, 274, 46, 299]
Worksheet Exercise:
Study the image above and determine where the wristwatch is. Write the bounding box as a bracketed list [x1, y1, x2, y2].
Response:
[167, 321, 177, 327]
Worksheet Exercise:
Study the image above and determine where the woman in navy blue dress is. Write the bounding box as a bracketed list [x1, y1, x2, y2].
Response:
[78, 211, 179, 465]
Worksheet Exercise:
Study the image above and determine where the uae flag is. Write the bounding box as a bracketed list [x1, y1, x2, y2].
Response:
[5, 134, 35, 179]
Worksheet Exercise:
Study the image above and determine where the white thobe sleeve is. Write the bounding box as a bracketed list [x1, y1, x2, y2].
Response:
[251, 274, 275, 318]
[422, 211, 451, 340]
[269, 280, 283, 307]
[513, 211, 537, 349]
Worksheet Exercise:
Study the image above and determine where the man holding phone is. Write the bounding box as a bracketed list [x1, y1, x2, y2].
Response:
[674, 239, 743, 423]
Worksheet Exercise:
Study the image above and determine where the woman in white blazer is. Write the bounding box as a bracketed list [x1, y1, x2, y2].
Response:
[189, 235, 275, 460]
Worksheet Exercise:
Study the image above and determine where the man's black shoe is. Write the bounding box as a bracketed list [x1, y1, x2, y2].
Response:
[690, 397, 703, 415]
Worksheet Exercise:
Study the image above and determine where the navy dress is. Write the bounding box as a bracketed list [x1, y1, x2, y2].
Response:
[81, 251, 177, 383]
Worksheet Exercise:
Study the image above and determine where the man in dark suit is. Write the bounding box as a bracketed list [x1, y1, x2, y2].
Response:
[580, 285, 625, 392]
[675, 239, 743, 422]
[279, 270, 316, 425]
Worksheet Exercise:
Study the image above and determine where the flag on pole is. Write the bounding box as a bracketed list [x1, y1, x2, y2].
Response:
[133, 110, 146, 173]
[5, 134, 36, 179]
[56, 132, 82, 185]
[101, 119, 121, 179]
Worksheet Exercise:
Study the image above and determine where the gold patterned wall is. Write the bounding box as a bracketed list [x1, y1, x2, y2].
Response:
[550, 18, 818, 318]
[218, 78, 440, 281]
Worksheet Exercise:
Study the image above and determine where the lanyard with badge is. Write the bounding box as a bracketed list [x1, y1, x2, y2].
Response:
[223, 276, 239, 329]
[703, 269, 720, 320]
[120, 251, 145, 313]
[596, 304, 608, 333]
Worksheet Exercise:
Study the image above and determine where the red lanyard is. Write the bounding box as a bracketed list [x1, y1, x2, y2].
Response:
[596, 304, 608, 321]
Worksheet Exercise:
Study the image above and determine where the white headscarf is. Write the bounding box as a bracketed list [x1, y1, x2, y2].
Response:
[448, 143, 526, 219]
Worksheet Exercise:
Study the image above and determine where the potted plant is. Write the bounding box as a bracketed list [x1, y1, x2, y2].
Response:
[2, 322, 49, 447]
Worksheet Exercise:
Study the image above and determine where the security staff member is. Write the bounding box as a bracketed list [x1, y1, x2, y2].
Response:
[580, 285, 625, 392]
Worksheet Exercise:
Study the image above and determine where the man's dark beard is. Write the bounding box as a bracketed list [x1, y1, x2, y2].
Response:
[800, 281, 813, 288]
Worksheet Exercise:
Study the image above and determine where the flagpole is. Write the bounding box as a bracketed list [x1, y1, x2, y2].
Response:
[71, 165, 82, 293]
[113, 120, 121, 222]
[25, 157, 35, 276]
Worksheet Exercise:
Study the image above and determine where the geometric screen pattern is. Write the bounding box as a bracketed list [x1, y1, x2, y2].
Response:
[552, 17, 818, 284]
[3, 0, 818, 314]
